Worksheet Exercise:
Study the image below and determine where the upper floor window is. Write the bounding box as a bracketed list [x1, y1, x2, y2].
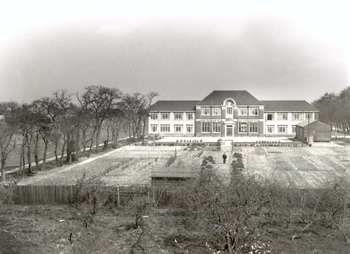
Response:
[212, 107, 221, 116]
[292, 112, 303, 121]
[174, 112, 183, 120]
[277, 112, 288, 121]
[150, 113, 158, 120]
[160, 112, 170, 120]
[249, 107, 258, 116]
[226, 107, 233, 115]
[238, 107, 247, 115]
[202, 107, 210, 116]
[266, 113, 274, 121]
[306, 112, 314, 120]
[186, 112, 194, 120]
[225, 100, 234, 106]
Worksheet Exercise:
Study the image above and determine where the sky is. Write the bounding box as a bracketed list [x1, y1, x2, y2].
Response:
[0, 0, 349, 104]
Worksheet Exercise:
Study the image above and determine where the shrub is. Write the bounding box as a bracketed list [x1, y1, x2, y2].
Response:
[165, 155, 176, 167]
[0, 184, 16, 205]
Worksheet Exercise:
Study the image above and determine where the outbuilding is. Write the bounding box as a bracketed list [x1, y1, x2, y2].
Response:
[295, 120, 331, 142]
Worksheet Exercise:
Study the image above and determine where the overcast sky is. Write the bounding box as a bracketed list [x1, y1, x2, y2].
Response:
[0, 1, 349, 104]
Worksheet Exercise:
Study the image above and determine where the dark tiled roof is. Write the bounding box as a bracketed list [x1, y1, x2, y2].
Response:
[261, 100, 319, 112]
[150, 100, 199, 111]
[197, 90, 263, 105]
[296, 120, 330, 128]
[151, 167, 199, 178]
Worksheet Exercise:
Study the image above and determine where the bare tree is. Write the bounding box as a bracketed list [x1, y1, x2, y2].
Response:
[0, 102, 20, 182]
[122, 92, 157, 140]
[79, 86, 122, 153]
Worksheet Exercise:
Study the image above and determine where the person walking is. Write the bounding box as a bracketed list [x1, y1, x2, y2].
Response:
[222, 152, 227, 164]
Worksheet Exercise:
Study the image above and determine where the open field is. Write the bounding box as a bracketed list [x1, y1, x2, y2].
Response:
[16, 141, 350, 189]
[234, 144, 350, 188]
[17, 146, 181, 186]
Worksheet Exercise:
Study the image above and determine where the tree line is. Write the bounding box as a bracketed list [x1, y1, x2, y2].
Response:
[312, 86, 350, 135]
[0, 85, 158, 182]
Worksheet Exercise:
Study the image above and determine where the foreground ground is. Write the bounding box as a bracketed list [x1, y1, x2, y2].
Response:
[2, 140, 350, 253]
[1, 203, 350, 254]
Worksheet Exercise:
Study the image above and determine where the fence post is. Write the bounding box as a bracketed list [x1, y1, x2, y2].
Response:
[117, 186, 120, 207]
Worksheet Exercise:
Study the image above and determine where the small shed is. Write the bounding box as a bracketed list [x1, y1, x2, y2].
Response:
[295, 120, 331, 142]
[151, 167, 199, 207]
[151, 167, 199, 184]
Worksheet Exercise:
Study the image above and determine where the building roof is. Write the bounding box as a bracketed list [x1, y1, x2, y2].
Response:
[151, 167, 199, 179]
[261, 100, 319, 112]
[197, 90, 263, 106]
[296, 120, 330, 128]
[150, 100, 200, 112]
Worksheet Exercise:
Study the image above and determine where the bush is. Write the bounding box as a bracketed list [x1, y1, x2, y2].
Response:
[0, 185, 16, 205]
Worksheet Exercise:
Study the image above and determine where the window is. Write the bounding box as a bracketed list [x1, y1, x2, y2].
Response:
[212, 122, 221, 133]
[238, 107, 247, 115]
[267, 125, 274, 134]
[160, 124, 170, 132]
[150, 113, 158, 120]
[225, 100, 234, 106]
[277, 125, 288, 133]
[267, 113, 274, 121]
[174, 112, 183, 120]
[174, 124, 183, 133]
[249, 107, 258, 116]
[160, 112, 170, 120]
[238, 122, 247, 133]
[249, 122, 258, 133]
[226, 107, 233, 115]
[292, 125, 296, 133]
[150, 124, 158, 132]
[292, 112, 303, 121]
[202, 107, 210, 116]
[186, 113, 194, 120]
[277, 112, 288, 121]
[212, 107, 221, 116]
[306, 112, 314, 120]
[202, 122, 210, 132]
[186, 124, 193, 133]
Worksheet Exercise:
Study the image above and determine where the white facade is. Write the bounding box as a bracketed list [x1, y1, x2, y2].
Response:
[149, 111, 195, 136]
[264, 112, 315, 135]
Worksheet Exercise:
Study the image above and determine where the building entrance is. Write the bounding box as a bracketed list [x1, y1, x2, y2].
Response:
[226, 125, 233, 137]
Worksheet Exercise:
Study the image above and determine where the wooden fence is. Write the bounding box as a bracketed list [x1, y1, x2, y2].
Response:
[13, 185, 151, 205]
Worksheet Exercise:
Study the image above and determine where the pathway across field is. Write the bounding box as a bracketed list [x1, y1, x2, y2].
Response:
[234, 144, 350, 188]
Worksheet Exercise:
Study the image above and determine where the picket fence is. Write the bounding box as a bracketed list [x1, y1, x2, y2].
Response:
[13, 185, 151, 205]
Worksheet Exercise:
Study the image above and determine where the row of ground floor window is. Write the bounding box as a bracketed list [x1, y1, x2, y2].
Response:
[149, 122, 297, 136]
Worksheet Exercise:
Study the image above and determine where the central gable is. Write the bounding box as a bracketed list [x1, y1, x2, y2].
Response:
[197, 90, 263, 106]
